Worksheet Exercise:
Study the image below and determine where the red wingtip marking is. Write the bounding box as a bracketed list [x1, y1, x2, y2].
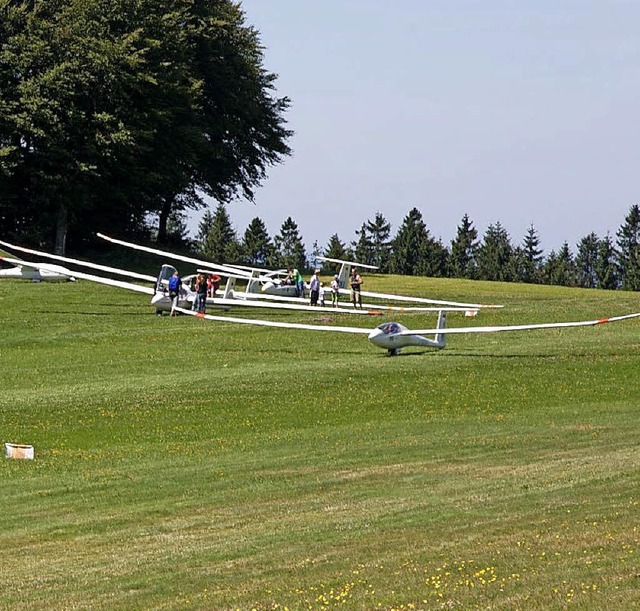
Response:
[368, 311, 383, 316]
[196, 312, 205, 318]
[597, 318, 609, 324]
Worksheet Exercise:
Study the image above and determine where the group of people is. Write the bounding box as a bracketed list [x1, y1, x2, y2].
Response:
[167, 270, 221, 316]
[287, 266, 364, 309]
[167, 265, 364, 315]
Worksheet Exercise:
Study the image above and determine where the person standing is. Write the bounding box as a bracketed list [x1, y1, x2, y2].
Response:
[208, 273, 221, 297]
[288, 266, 305, 298]
[195, 273, 208, 314]
[168, 270, 182, 316]
[330, 274, 340, 307]
[309, 269, 320, 306]
[349, 267, 363, 309]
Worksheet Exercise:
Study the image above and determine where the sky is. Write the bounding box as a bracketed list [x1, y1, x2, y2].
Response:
[192, 0, 640, 256]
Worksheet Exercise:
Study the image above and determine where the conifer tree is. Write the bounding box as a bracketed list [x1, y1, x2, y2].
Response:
[388, 208, 431, 276]
[543, 242, 576, 286]
[274, 216, 306, 270]
[201, 202, 239, 263]
[449, 213, 479, 279]
[476, 222, 513, 281]
[366, 212, 392, 272]
[196, 209, 215, 249]
[353, 223, 375, 267]
[575, 232, 600, 288]
[323, 234, 348, 274]
[241, 217, 274, 267]
[520, 224, 544, 283]
[418, 237, 449, 278]
[595, 234, 619, 290]
[507, 246, 526, 282]
[616, 204, 640, 291]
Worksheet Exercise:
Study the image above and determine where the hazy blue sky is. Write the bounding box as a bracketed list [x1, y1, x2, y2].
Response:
[196, 0, 640, 256]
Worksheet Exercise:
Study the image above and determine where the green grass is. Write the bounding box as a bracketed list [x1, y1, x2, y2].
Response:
[1, 275, 639, 610]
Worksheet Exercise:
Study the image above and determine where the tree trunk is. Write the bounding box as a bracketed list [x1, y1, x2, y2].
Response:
[157, 197, 172, 244]
[54, 204, 68, 255]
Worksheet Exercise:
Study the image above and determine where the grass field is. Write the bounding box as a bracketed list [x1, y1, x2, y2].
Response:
[1, 274, 639, 610]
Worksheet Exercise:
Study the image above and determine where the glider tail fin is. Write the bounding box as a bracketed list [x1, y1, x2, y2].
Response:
[223, 276, 236, 299]
[337, 263, 350, 289]
[246, 270, 261, 294]
[434, 310, 447, 349]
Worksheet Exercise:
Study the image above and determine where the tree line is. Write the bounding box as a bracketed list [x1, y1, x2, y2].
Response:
[195, 202, 640, 291]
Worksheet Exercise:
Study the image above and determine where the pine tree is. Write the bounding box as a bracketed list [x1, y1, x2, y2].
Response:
[389, 208, 431, 276]
[353, 223, 374, 267]
[310, 240, 324, 265]
[196, 210, 215, 247]
[241, 217, 274, 267]
[165, 210, 191, 248]
[419, 237, 449, 278]
[507, 246, 526, 282]
[616, 204, 640, 291]
[323, 234, 348, 274]
[274, 217, 306, 270]
[366, 212, 392, 272]
[543, 242, 576, 286]
[595, 234, 618, 290]
[575, 232, 599, 288]
[449, 213, 479, 279]
[476, 222, 513, 281]
[520, 224, 544, 283]
[201, 202, 239, 263]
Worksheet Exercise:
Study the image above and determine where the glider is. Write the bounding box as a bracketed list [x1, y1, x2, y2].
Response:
[97, 233, 500, 311]
[173, 306, 640, 356]
[0, 257, 76, 282]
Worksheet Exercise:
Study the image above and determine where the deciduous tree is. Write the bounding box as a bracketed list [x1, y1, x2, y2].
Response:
[0, 0, 291, 252]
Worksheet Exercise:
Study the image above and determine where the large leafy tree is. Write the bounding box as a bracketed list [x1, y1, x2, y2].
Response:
[274, 216, 306, 270]
[0, 0, 291, 252]
[449, 213, 479, 279]
[616, 204, 640, 291]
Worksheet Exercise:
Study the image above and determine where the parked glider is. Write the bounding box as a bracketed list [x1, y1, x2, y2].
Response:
[174, 306, 640, 356]
[316, 256, 503, 310]
[97, 233, 499, 310]
[0, 247, 383, 315]
[0, 256, 76, 282]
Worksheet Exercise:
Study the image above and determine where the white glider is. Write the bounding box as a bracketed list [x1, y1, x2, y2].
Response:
[173, 306, 640, 355]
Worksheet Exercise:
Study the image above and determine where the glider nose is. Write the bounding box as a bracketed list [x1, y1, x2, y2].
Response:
[368, 327, 395, 350]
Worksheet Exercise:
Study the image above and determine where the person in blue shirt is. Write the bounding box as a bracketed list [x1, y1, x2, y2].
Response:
[168, 270, 182, 316]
